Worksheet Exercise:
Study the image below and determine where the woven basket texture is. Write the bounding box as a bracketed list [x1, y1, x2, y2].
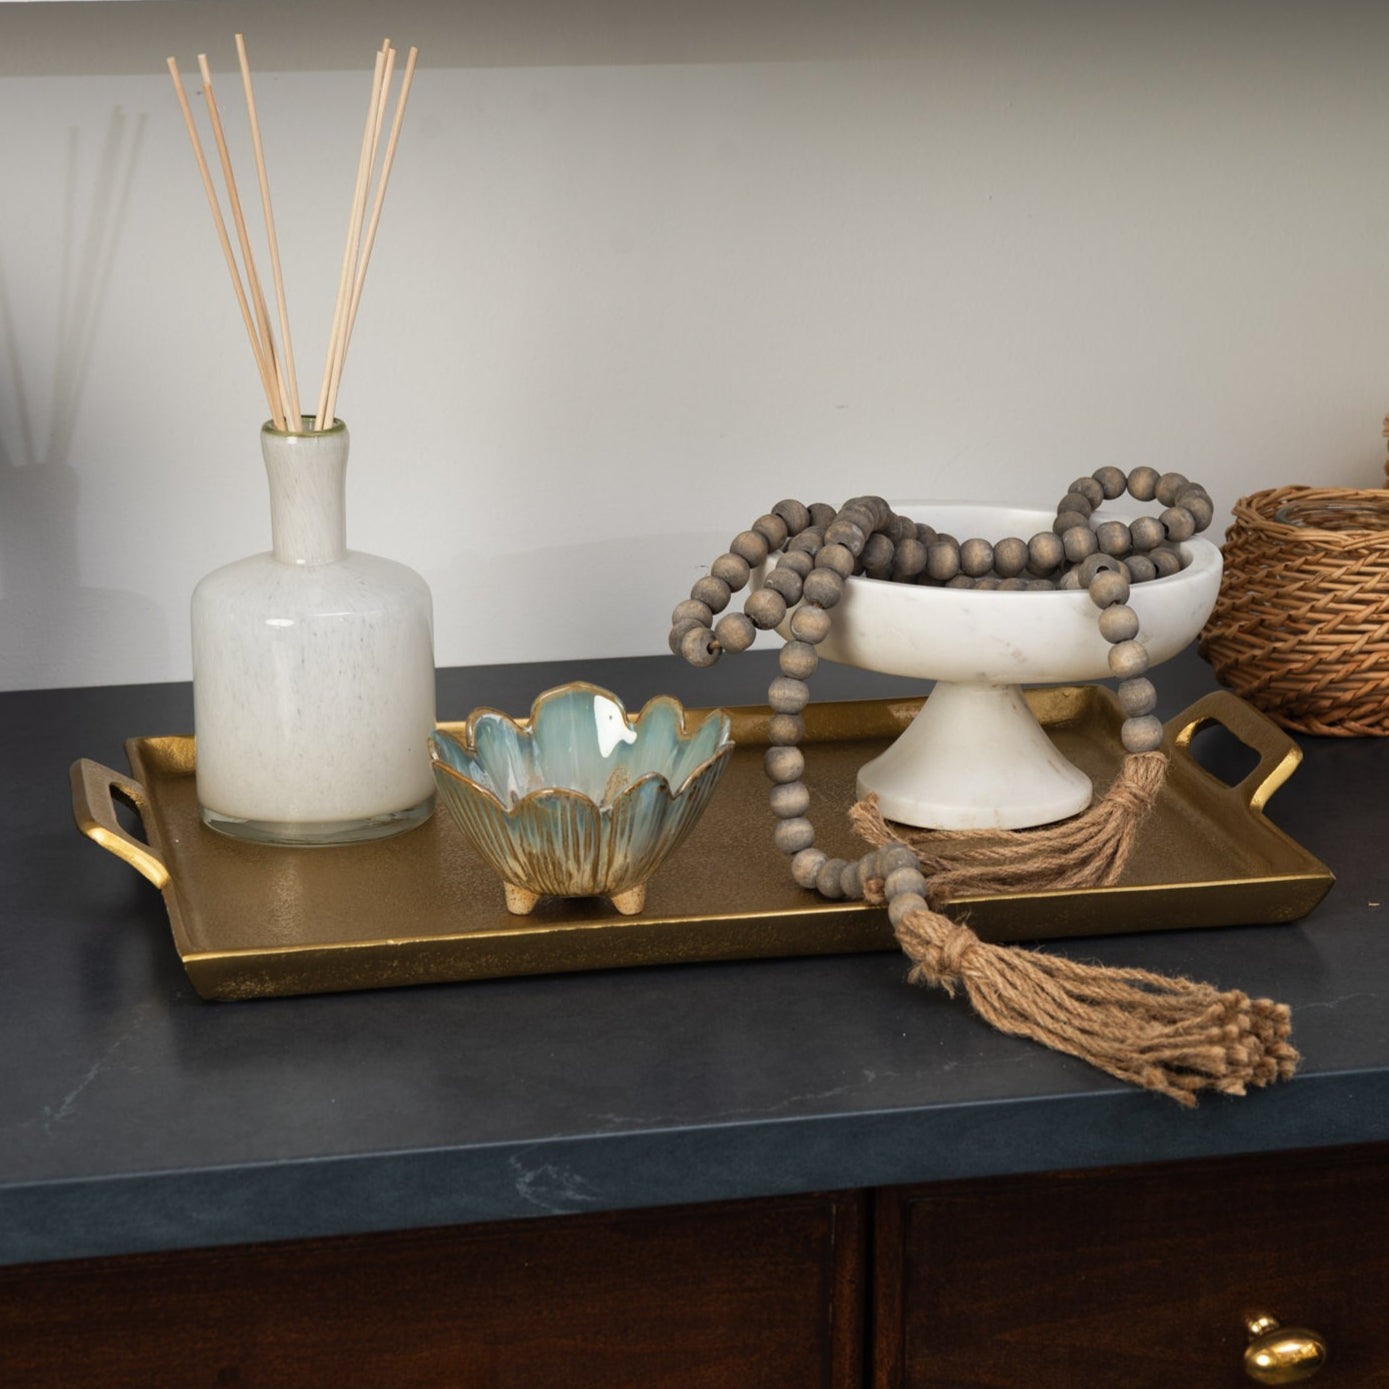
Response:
[1199, 485, 1389, 736]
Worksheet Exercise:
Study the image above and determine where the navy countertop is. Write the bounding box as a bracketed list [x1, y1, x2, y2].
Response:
[2, 649, 1386, 1267]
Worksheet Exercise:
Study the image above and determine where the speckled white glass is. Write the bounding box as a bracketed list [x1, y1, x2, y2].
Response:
[775, 502, 1222, 830]
[190, 420, 436, 845]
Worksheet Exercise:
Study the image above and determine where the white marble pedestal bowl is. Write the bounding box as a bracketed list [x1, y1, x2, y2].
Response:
[774, 502, 1223, 830]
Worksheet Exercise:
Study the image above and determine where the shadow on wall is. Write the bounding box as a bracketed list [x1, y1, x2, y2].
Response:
[0, 107, 167, 692]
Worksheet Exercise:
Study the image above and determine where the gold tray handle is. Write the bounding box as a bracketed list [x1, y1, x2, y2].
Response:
[70, 758, 170, 889]
[1167, 689, 1303, 813]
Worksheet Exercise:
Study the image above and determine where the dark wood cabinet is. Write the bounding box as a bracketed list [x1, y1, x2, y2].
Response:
[873, 1144, 1389, 1388]
[0, 1191, 865, 1388]
[5, 1145, 1386, 1387]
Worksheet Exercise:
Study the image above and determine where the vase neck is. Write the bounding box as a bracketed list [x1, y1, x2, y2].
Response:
[261, 421, 349, 565]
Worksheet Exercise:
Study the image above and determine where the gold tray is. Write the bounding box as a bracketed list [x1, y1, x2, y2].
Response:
[71, 687, 1333, 1001]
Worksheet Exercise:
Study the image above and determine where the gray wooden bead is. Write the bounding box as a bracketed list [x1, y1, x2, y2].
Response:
[672, 598, 712, 627]
[1078, 552, 1123, 585]
[1117, 676, 1157, 717]
[1107, 639, 1150, 679]
[780, 640, 819, 679]
[1155, 471, 1189, 506]
[773, 816, 816, 854]
[815, 543, 856, 578]
[779, 548, 814, 578]
[855, 495, 893, 528]
[1062, 524, 1098, 563]
[1126, 465, 1160, 502]
[788, 529, 824, 556]
[1160, 506, 1196, 542]
[887, 891, 929, 928]
[997, 577, 1027, 590]
[1058, 491, 1094, 518]
[915, 522, 938, 546]
[713, 610, 756, 653]
[668, 618, 703, 655]
[1095, 520, 1132, 557]
[1098, 603, 1139, 642]
[1069, 476, 1105, 508]
[768, 713, 804, 746]
[837, 506, 877, 536]
[993, 536, 1029, 578]
[763, 566, 804, 605]
[768, 780, 811, 818]
[1028, 531, 1065, 574]
[1088, 569, 1131, 610]
[972, 576, 999, 590]
[764, 745, 805, 783]
[1129, 515, 1165, 552]
[1058, 569, 1082, 590]
[1125, 553, 1158, 584]
[691, 574, 731, 613]
[1053, 509, 1090, 536]
[947, 574, 976, 588]
[710, 552, 752, 589]
[1177, 488, 1215, 532]
[773, 498, 812, 535]
[887, 514, 918, 544]
[824, 518, 867, 555]
[1121, 714, 1165, 753]
[791, 846, 828, 889]
[753, 513, 790, 551]
[802, 568, 845, 609]
[892, 537, 929, 580]
[789, 604, 833, 644]
[730, 530, 770, 566]
[744, 587, 787, 629]
[839, 860, 865, 899]
[808, 502, 838, 528]
[1150, 546, 1183, 577]
[862, 533, 895, 572]
[1027, 579, 1057, 591]
[878, 844, 920, 874]
[960, 537, 995, 577]
[679, 624, 721, 667]
[1092, 465, 1127, 499]
[815, 858, 849, 899]
[927, 538, 961, 581]
[768, 675, 811, 714]
[885, 865, 930, 901]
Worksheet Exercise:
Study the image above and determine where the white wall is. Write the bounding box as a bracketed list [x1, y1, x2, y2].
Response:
[2, 0, 1386, 691]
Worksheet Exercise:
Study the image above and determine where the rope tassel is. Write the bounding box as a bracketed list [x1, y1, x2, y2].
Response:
[887, 905, 1296, 1106]
[854, 753, 1300, 1106]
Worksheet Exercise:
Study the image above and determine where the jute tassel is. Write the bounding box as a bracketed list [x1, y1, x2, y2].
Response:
[853, 753, 1300, 1106]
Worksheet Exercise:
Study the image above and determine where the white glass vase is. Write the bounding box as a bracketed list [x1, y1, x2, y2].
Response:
[191, 418, 436, 845]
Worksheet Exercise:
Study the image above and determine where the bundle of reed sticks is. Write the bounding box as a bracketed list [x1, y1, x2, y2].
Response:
[168, 36, 418, 432]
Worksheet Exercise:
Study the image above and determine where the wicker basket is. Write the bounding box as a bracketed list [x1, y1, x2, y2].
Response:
[1198, 485, 1389, 736]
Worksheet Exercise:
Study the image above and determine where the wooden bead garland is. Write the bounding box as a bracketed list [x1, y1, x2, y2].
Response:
[666, 475, 1302, 1108]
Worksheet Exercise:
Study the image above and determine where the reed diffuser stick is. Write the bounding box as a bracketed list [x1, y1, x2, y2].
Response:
[196, 53, 287, 429]
[320, 44, 396, 430]
[166, 57, 281, 422]
[315, 48, 388, 429]
[340, 47, 419, 386]
[235, 33, 302, 426]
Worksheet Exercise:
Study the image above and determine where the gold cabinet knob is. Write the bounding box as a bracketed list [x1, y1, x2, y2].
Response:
[1243, 1314, 1328, 1383]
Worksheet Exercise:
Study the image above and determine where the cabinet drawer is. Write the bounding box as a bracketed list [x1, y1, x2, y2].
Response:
[875, 1143, 1389, 1389]
[2, 1189, 864, 1389]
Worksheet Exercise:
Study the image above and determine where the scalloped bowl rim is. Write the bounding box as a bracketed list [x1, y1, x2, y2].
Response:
[429, 682, 735, 821]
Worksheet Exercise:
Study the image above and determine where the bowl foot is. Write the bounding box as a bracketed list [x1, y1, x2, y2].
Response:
[609, 885, 647, 916]
[503, 882, 542, 915]
[857, 681, 1092, 830]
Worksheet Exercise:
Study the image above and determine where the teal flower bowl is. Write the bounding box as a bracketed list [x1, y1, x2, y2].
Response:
[430, 683, 733, 916]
